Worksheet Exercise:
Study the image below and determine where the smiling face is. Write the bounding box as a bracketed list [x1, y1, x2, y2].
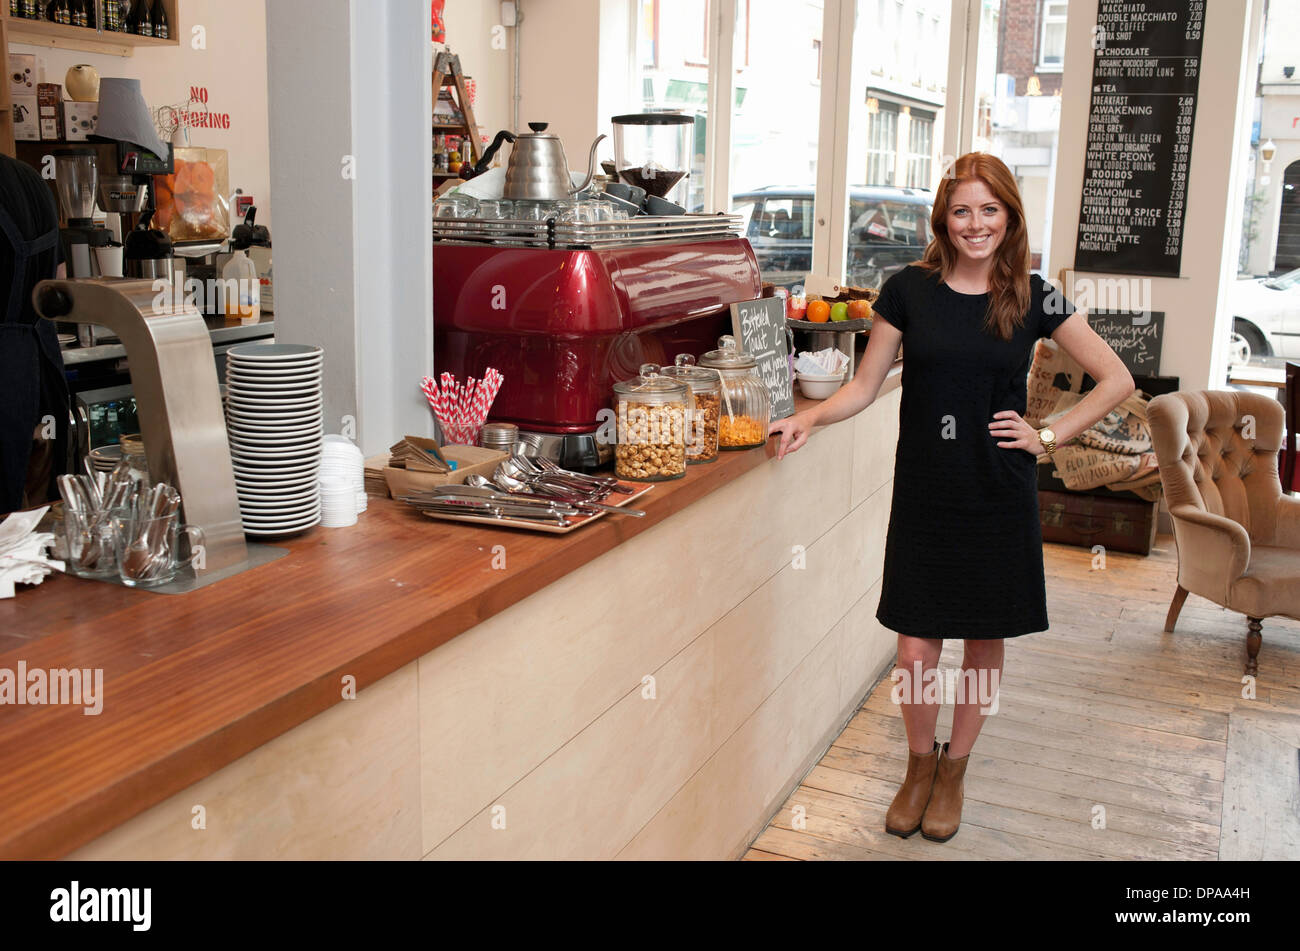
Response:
[945, 178, 1008, 267]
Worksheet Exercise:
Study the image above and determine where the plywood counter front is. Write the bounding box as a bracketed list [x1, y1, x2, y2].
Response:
[0, 372, 902, 860]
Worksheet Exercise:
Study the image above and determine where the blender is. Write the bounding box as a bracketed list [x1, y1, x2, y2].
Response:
[611, 113, 695, 208]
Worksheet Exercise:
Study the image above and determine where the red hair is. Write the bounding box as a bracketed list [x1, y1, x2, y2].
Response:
[916, 152, 1031, 341]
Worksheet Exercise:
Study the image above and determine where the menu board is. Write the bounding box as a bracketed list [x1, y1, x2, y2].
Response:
[1087, 310, 1165, 375]
[1075, 0, 1204, 277]
[730, 297, 795, 422]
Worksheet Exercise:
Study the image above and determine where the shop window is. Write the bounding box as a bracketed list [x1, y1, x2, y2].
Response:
[904, 111, 934, 189]
[1039, 0, 1068, 71]
[865, 103, 899, 186]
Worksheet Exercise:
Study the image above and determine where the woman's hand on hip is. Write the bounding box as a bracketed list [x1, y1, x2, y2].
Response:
[989, 410, 1044, 458]
[770, 411, 816, 459]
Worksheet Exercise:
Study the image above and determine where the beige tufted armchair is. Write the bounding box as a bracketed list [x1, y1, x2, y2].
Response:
[1147, 390, 1300, 675]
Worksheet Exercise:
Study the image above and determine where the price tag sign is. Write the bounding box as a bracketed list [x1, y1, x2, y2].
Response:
[730, 297, 795, 422]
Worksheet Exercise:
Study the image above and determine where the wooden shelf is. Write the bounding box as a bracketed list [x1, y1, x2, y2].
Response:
[0, 13, 14, 157]
[2, 1, 180, 57]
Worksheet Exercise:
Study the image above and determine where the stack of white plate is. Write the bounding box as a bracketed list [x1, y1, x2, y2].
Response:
[321, 435, 366, 514]
[224, 343, 325, 538]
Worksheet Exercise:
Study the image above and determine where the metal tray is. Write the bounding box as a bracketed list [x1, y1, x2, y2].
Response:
[432, 213, 744, 250]
[414, 483, 654, 534]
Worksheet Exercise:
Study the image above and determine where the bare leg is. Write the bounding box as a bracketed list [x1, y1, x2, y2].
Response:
[947, 638, 1005, 759]
[894, 634, 944, 755]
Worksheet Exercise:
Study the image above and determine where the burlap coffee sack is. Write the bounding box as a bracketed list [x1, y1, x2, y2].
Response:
[1025, 339, 1086, 427]
[1051, 442, 1144, 491]
[1075, 391, 1152, 455]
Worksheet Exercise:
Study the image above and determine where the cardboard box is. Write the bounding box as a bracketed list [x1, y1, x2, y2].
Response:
[8, 54, 36, 97]
[37, 84, 64, 141]
[64, 100, 98, 141]
[12, 96, 40, 142]
[383, 445, 508, 496]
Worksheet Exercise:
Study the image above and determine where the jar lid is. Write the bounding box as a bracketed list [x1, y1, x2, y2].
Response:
[663, 353, 722, 389]
[612, 363, 689, 402]
[699, 335, 757, 370]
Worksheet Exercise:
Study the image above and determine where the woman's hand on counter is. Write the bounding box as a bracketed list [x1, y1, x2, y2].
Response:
[770, 410, 819, 459]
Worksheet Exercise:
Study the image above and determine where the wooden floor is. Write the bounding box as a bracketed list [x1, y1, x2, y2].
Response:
[745, 534, 1300, 860]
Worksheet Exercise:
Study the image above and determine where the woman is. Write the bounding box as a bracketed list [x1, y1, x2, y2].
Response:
[0, 152, 69, 513]
[769, 153, 1134, 843]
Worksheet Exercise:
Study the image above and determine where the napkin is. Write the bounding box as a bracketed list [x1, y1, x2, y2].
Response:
[796, 348, 850, 376]
[0, 507, 64, 600]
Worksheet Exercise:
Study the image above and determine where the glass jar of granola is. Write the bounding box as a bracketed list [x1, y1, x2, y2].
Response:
[664, 353, 721, 464]
[612, 364, 689, 482]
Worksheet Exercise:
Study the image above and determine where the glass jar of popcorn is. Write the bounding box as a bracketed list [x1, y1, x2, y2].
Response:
[664, 353, 721, 464]
[612, 364, 689, 482]
[698, 335, 770, 450]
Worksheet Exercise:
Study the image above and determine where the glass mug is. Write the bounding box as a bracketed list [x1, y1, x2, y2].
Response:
[111, 510, 205, 588]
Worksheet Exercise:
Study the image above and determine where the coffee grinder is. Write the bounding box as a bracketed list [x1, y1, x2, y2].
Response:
[54, 149, 113, 279]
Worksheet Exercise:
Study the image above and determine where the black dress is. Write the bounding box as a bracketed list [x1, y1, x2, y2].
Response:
[872, 265, 1075, 639]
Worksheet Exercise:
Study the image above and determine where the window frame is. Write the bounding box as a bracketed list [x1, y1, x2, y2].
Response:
[1038, 0, 1068, 73]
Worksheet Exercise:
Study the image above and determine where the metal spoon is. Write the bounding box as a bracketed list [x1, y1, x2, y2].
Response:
[492, 467, 645, 517]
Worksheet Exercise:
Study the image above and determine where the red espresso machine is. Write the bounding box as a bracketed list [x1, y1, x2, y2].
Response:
[433, 216, 761, 469]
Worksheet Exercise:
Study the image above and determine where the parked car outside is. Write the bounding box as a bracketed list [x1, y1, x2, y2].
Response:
[730, 184, 934, 291]
[1227, 267, 1300, 365]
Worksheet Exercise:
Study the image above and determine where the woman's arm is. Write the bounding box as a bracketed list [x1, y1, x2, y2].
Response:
[769, 317, 902, 459]
[1039, 308, 1136, 445]
[989, 308, 1135, 456]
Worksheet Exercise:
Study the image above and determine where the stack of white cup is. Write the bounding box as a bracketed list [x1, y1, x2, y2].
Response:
[318, 476, 357, 528]
[318, 435, 366, 527]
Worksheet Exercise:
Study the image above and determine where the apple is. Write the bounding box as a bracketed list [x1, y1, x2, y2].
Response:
[830, 302, 850, 322]
[847, 299, 872, 321]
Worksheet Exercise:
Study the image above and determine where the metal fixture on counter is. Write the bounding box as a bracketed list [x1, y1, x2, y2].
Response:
[33, 278, 286, 591]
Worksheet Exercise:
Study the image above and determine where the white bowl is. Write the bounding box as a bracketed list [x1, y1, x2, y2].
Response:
[796, 372, 845, 400]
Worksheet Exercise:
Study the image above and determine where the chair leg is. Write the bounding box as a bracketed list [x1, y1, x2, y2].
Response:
[1164, 585, 1189, 633]
[1246, 617, 1262, 676]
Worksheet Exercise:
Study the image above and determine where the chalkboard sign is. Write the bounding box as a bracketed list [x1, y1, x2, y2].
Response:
[730, 297, 795, 422]
[1075, 0, 1204, 277]
[1087, 309, 1164, 375]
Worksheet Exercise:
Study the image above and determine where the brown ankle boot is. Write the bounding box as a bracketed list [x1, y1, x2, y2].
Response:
[884, 740, 940, 837]
[920, 741, 970, 842]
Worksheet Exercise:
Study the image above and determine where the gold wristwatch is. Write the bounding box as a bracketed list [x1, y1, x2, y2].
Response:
[1037, 427, 1058, 456]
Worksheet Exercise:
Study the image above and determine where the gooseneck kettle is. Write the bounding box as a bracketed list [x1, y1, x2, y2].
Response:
[463, 122, 606, 201]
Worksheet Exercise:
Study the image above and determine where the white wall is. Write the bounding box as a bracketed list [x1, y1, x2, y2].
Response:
[518, 0, 603, 151]
[437, 0, 516, 146]
[12, 0, 272, 225]
[1048, 0, 1259, 392]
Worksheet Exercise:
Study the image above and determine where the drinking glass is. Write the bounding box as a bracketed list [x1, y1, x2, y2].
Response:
[60, 509, 117, 579]
[434, 194, 480, 219]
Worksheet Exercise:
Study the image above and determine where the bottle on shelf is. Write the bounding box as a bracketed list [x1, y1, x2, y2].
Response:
[125, 0, 146, 34]
[72, 0, 87, 29]
[19, 0, 38, 19]
[103, 0, 123, 31]
[149, 0, 168, 39]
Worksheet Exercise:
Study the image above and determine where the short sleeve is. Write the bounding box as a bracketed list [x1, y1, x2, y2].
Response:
[1035, 274, 1076, 339]
[872, 267, 909, 334]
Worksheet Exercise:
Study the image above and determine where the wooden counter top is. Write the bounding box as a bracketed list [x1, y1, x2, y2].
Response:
[0, 373, 899, 858]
